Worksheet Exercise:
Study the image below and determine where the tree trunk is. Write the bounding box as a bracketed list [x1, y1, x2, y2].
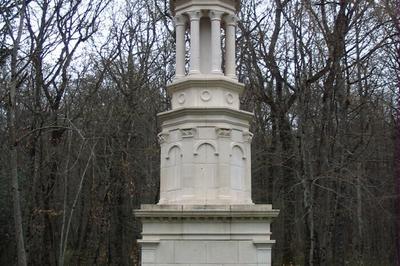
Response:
[8, 1, 28, 265]
[278, 108, 297, 265]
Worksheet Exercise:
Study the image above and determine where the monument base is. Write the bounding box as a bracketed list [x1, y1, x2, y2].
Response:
[135, 204, 279, 265]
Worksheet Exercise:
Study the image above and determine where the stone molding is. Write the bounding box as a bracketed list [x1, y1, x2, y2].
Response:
[167, 75, 245, 95]
[170, 0, 241, 16]
[162, 127, 253, 142]
[135, 204, 280, 220]
[253, 240, 276, 246]
[158, 107, 253, 123]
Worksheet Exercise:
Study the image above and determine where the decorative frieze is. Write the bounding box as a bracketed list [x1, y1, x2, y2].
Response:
[243, 131, 254, 143]
[216, 127, 232, 138]
[158, 132, 169, 144]
[180, 127, 197, 138]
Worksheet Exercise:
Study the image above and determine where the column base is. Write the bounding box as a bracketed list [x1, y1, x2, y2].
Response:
[226, 74, 237, 79]
[189, 70, 201, 75]
[135, 204, 279, 265]
[173, 74, 185, 80]
[211, 69, 223, 75]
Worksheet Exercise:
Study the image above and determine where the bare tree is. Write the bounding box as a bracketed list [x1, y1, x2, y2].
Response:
[239, 0, 396, 265]
[3, 0, 28, 265]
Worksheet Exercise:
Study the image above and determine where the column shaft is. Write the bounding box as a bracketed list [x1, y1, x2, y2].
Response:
[225, 15, 237, 78]
[210, 11, 223, 74]
[175, 15, 187, 78]
[188, 11, 201, 74]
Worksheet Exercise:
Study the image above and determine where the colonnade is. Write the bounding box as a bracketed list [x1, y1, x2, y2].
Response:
[174, 11, 237, 79]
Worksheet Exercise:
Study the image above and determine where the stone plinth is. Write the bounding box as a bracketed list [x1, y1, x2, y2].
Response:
[135, 204, 279, 265]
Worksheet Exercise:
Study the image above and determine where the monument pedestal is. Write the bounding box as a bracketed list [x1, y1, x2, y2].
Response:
[135, 204, 279, 265]
[135, 1, 279, 264]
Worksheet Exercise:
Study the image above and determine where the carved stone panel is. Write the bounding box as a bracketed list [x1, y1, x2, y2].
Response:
[243, 131, 254, 143]
[230, 145, 245, 190]
[165, 146, 182, 191]
[195, 143, 218, 190]
[158, 132, 169, 144]
[216, 127, 232, 138]
[180, 128, 197, 138]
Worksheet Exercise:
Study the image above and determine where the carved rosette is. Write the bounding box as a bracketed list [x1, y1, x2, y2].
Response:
[177, 93, 186, 105]
[200, 90, 212, 102]
[225, 93, 234, 104]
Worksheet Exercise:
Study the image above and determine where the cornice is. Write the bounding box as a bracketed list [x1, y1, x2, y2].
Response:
[167, 75, 245, 96]
[135, 204, 280, 220]
[158, 107, 253, 124]
[170, 0, 241, 15]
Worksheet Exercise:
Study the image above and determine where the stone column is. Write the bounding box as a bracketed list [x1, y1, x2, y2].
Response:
[210, 11, 224, 74]
[188, 11, 201, 75]
[174, 14, 187, 79]
[225, 14, 237, 78]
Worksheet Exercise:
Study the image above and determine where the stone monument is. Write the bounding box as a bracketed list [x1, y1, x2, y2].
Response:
[135, 0, 279, 265]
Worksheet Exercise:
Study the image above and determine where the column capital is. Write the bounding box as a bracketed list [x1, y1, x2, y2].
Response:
[224, 14, 238, 26]
[187, 10, 201, 21]
[174, 14, 187, 26]
[209, 10, 224, 21]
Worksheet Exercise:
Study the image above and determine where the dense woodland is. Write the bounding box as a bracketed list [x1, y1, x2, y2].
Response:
[0, 0, 399, 265]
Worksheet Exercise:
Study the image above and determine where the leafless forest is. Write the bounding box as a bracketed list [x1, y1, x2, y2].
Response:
[0, 0, 398, 265]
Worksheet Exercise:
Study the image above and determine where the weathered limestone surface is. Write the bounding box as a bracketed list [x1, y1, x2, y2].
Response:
[158, 106, 254, 205]
[136, 205, 277, 265]
[135, 0, 279, 264]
